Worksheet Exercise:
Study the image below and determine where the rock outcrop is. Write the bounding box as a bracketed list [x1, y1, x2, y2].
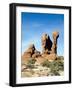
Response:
[41, 33, 52, 54]
[22, 31, 59, 64]
[51, 32, 59, 54]
[22, 44, 41, 63]
[41, 32, 59, 60]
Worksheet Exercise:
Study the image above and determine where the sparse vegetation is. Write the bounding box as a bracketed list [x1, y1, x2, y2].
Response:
[57, 56, 64, 60]
[26, 58, 36, 69]
[41, 59, 64, 76]
[21, 57, 64, 77]
[41, 59, 50, 67]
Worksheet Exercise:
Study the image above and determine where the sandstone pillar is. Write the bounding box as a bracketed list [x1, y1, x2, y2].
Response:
[51, 32, 59, 54]
[41, 33, 52, 54]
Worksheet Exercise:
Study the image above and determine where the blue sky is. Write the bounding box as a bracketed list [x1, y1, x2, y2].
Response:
[21, 12, 64, 56]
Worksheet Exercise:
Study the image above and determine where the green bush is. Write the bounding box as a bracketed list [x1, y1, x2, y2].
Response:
[57, 56, 64, 60]
[41, 59, 50, 67]
[41, 59, 64, 76]
[28, 58, 36, 64]
[26, 58, 36, 69]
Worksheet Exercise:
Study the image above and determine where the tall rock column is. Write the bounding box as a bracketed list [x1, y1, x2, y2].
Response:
[41, 33, 52, 54]
[41, 34, 48, 54]
[51, 32, 59, 54]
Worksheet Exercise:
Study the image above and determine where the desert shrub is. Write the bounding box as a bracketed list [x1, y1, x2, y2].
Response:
[26, 58, 36, 69]
[57, 56, 64, 60]
[41, 59, 64, 76]
[26, 64, 34, 69]
[28, 58, 36, 64]
[41, 60, 50, 67]
[56, 61, 64, 71]
[49, 60, 64, 75]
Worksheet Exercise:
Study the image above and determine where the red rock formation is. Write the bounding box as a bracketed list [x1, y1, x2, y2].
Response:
[22, 31, 59, 64]
[51, 32, 59, 54]
[41, 33, 52, 54]
[21, 44, 41, 63]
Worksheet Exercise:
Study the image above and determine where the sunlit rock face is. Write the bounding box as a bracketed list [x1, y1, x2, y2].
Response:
[51, 32, 59, 54]
[41, 32, 59, 60]
[21, 44, 41, 63]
